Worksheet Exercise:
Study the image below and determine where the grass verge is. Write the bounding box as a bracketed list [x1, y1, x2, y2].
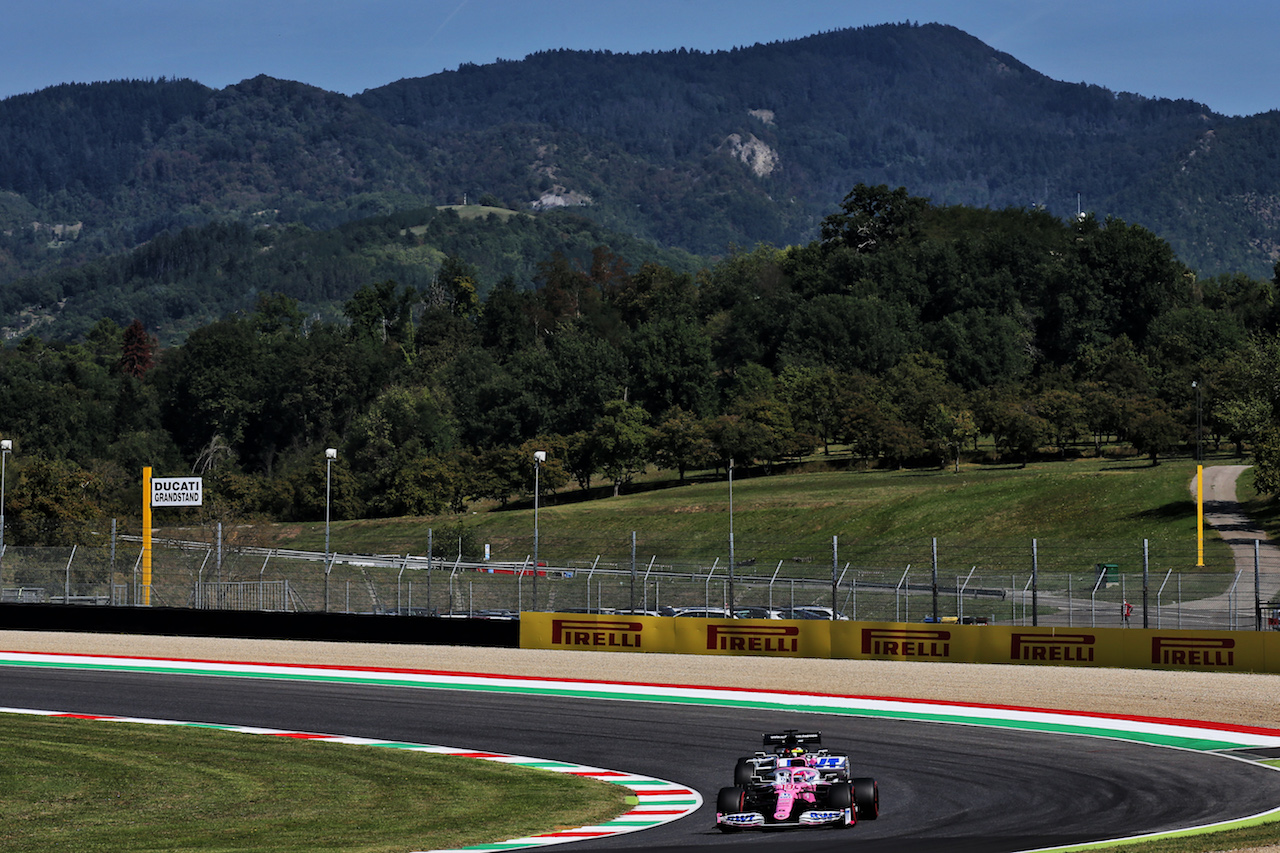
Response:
[0, 714, 629, 853]
[269, 454, 1231, 573]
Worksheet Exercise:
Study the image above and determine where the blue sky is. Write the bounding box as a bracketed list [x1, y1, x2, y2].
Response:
[3, 0, 1277, 117]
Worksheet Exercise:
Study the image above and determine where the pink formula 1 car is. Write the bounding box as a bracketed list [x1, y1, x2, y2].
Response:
[716, 730, 879, 831]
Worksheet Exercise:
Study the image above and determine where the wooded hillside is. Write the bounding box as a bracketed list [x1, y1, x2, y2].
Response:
[4, 186, 1278, 545]
[2, 20, 1279, 306]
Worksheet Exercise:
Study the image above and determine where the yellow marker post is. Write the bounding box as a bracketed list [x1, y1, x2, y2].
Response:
[1196, 464, 1204, 567]
[142, 466, 152, 605]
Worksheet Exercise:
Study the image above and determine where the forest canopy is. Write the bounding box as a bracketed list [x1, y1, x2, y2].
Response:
[1, 185, 1278, 545]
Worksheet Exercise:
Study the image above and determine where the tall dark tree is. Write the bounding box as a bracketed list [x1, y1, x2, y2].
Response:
[118, 319, 156, 378]
[820, 184, 930, 254]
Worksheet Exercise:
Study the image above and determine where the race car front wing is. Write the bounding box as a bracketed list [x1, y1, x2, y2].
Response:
[717, 808, 852, 829]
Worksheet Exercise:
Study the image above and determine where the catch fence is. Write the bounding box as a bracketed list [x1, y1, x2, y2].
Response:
[1, 529, 1276, 631]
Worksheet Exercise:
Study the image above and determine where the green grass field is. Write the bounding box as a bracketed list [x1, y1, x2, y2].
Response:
[271, 453, 1235, 580]
[0, 714, 629, 853]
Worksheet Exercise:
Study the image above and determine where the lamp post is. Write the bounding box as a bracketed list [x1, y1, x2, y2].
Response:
[0, 439, 10, 585]
[533, 450, 546, 611]
[324, 447, 336, 611]
[1193, 380, 1202, 462]
[1193, 381, 1204, 568]
[728, 457, 735, 617]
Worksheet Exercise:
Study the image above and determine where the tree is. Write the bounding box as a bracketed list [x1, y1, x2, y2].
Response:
[819, 184, 929, 254]
[1034, 389, 1087, 456]
[383, 454, 464, 517]
[650, 407, 713, 482]
[118, 319, 156, 378]
[433, 255, 481, 319]
[612, 262, 698, 325]
[504, 323, 626, 439]
[591, 399, 652, 497]
[520, 436, 570, 496]
[974, 388, 1048, 467]
[470, 445, 527, 507]
[1124, 397, 1182, 466]
[344, 279, 418, 346]
[5, 457, 102, 545]
[562, 431, 598, 492]
[624, 316, 714, 416]
[883, 351, 964, 435]
[1213, 334, 1280, 486]
[780, 294, 916, 375]
[711, 395, 806, 470]
[923, 404, 979, 472]
[347, 385, 457, 515]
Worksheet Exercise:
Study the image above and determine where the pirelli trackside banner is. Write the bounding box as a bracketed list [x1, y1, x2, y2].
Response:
[520, 612, 1280, 674]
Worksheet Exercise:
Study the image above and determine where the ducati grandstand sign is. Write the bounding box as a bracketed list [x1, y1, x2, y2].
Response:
[151, 476, 203, 506]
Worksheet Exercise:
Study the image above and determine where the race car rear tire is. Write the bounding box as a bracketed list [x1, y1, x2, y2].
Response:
[717, 786, 748, 832]
[734, 757, 754, 786]
[853, 777, 879, 821]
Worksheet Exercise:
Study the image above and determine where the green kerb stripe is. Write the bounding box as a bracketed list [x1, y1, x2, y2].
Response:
[0, 657, 1250, 751]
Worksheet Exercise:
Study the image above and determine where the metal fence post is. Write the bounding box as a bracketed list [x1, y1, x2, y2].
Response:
[1031, 539, 1039, 627]
[1255, 540, 1262, 631]
[1142, 539, 1150, 629]
[1067, 573, 1072, 627]
[64, 545, 76, 603]
[831, 535, 838, 619]
[931, 538, 938, 622]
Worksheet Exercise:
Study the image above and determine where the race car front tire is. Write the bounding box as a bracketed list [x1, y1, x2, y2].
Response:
[853, 777, 879, 820]
[717, 786, 748, 832]
[734, 757, 754, 786]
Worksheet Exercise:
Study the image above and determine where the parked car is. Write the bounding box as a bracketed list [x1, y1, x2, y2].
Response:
[672, 606, 733, 618]
[733, 606, 786, 620]
[786, 606, 849, 620]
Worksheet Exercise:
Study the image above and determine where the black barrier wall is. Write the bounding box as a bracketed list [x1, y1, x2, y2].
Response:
[0, 604, 520, 648]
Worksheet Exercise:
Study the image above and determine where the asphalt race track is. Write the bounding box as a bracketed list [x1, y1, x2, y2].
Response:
[3, 664, 1280, 853]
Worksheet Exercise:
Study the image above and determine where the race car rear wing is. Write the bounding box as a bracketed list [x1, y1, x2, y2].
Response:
[762, 730, 822, 751]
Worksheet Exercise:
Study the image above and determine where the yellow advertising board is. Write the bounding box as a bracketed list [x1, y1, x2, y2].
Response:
[975, 626, 1123, 668]
[831, 621, 984, 663]
[520, 612, 676, 654]
[1131, 628, 1267, 673]
[521, 611, 1280, 674]
[673, 617, 832, 658]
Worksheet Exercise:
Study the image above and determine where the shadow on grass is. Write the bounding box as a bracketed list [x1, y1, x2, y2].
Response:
[1100, 462, 1161, 472]
[1126, 500, 1194, 522]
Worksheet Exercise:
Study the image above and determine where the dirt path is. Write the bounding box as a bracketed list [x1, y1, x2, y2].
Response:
[1197, 465, 1280, 618]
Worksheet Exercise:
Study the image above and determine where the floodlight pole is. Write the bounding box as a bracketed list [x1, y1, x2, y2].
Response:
[728, 457, 735, 616]
[324, 448, 336, 611]
[0, 439, 10, 587]
[533, 450, 546, 612]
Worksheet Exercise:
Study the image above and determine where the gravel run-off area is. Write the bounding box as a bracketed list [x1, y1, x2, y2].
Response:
[3, 629, 1279, 729]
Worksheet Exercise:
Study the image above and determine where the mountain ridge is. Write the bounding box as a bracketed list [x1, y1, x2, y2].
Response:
[0, 21, 1276, 312]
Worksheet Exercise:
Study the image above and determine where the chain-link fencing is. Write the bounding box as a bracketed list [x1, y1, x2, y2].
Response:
[2, 527, 1277, 631]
